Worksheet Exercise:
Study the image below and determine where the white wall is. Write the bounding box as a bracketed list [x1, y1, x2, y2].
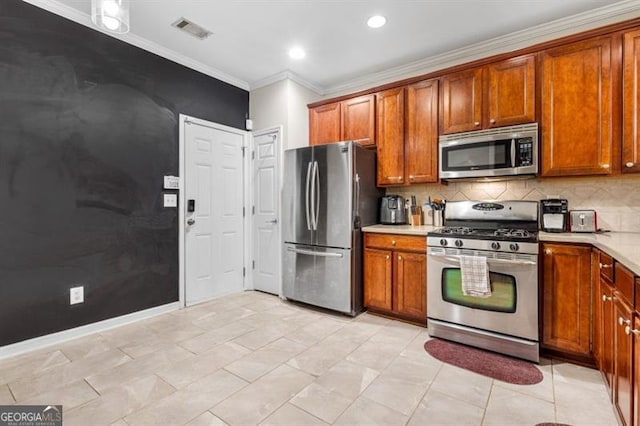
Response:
[249, 78, 320, 150]
[286, 80, 321, 149]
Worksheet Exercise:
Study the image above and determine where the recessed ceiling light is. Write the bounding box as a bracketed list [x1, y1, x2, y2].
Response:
[367, 15, 386, 29]
[289, 46, 306, 60]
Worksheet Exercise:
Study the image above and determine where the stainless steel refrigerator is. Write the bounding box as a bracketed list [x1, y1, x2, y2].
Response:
[282, 141, 382, 316]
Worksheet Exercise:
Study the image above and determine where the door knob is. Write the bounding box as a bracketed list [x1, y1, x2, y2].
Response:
[187, 218, 195, 225]
[267, 219, 278, 225]
[602, 294, 612, 302]
[619, 317, 631, 326]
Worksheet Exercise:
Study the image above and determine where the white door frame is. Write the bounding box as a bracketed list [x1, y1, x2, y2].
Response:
[249, 126, 283, 295]
[178, 114, 251, 308]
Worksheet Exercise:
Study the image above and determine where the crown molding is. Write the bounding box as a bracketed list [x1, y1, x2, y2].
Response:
[323, 0, 640, 97]
[21, 0, 251, 91]
[250, 70, 324, 95]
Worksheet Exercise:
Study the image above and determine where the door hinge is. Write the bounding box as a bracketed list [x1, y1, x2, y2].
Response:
[252, 260, 255, 269]
[243, 207, 246, 217]
[241, 146, 246, 157]
[251, 151, 255, 160]
[252, 206, 255, 215]
[243, 267, 246, 277]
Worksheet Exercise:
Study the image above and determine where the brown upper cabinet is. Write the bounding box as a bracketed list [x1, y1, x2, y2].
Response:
[309, 94, 375, 147]
[623, 29, 640, 173]
[377, 80, 439, 187]
[541, 36, 616, 176]
[440, 54, 535, 134]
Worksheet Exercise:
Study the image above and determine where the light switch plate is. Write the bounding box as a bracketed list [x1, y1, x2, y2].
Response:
[164, 193, 178, 208]
[70, 286, 84, 305]
[164, 176, 180, 190]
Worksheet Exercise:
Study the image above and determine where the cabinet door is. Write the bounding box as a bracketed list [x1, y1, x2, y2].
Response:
[541, 36, 615, 176]
[376, 87, 405, 186]
[600, 279, 615, 393]
[394, 251, 427, 321]
[310, 102, 341, 146]
[542, 244, 592, 356]
[614, 295, 633, 426]
[406, 79, 439, 184]
[623, 29, 640, 173]
[485, 55, 535, 128]
[364, 248, 393, 311]
[634, 315, 640, 425]
[440, 68, 483, 134]
[342, 95, 375, 147]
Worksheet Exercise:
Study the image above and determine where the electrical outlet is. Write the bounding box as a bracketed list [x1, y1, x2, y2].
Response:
[70, 286, 84, 305]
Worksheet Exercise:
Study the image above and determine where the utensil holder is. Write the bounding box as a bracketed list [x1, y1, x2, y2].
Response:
[433, 210, 443, 227]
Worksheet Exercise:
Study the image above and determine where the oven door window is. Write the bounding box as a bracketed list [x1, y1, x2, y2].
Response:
[441, 268, 517, 313]
[441, 139, 512, 172]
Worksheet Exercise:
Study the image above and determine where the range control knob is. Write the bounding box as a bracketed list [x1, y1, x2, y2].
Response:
[491, 242, 501, 250]
[509, 243, 520, 252]
[439, 239, 448, 247]
[455, 239, 463, 248]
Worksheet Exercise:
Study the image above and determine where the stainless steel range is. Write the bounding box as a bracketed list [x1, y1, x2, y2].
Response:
[427, 200, 540, 362]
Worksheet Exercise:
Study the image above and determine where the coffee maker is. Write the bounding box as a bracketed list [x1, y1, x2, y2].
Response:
[540, 199, 568, 232]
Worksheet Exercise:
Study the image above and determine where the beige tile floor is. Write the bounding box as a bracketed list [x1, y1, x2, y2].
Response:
[0, 290, 617, 425]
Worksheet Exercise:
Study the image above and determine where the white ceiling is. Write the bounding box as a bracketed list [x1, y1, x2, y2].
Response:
[29, 0, 639, 94]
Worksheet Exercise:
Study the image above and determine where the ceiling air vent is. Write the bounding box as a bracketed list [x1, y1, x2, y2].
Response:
[172, 18, 212, 40]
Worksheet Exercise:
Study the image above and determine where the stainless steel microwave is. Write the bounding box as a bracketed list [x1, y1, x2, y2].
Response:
[438, 123, 538, 179]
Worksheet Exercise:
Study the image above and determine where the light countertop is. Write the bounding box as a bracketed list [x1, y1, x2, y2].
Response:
[540, 231, 640, 277]
[363, 225, 640, 276]
[361, 224, 437, 236]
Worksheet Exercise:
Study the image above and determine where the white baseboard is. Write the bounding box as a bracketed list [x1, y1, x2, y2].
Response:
[0, 302, 180, 360]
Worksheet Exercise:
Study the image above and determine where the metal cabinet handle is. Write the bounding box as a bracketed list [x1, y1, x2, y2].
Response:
[187, 218, 195, 225]
[385, 255, 390, 260]
[619, 317, 631, 326]
[409, 175, 414, 180]
[391, 240, 396, 245]
[626, 326, 640, 336]
[601, 164, 610, 169]
[489, 119, 496, 124]
[626, 162, 635, 168]
[544, 249, 552, 255]
[266, 219, 278, 224]
[602, 294, 612, 302]
[599, 263, 612, 269]
[474, 121, 481, 126]
[398, 255, 402, 261]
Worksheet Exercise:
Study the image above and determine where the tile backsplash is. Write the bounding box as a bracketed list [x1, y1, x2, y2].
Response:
[390, 175, 640, 232]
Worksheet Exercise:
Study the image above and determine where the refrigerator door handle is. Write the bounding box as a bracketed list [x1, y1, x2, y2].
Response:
[354, 173, 361, 229]
[287, 247, 343, 258]
[312, 161, 320, 230]
[305, 161, 312, 230]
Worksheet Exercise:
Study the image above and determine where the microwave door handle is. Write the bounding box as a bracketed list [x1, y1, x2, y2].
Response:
[510, 139, 516, 167]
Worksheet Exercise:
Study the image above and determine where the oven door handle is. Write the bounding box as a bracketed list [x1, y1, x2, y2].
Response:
[428, 253, 537, 266]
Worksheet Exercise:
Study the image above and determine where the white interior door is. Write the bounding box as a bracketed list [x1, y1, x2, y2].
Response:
[184, 119, 245, 306]
[252, 128, 281, 295]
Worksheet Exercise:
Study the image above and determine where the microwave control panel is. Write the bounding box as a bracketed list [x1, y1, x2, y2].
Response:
[515, 137, 534, 167]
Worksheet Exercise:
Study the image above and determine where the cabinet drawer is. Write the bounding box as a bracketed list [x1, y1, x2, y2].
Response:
[615, 263, 634, 307]
[364, 233, 426, 252]
[599, 252, 614, 282]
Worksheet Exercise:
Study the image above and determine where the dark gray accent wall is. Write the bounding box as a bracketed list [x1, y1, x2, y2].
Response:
[0, 0, 249, 346]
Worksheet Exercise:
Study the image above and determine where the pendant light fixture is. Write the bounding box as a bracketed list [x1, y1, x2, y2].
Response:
[91, 0, 130, 34]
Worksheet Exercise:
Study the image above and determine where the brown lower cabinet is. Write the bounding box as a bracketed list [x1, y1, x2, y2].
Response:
[363, 233, 426, 325]
[614, 292, 634, 426]
[593, 253, 639, 426]
[541, 243, 593, 358]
